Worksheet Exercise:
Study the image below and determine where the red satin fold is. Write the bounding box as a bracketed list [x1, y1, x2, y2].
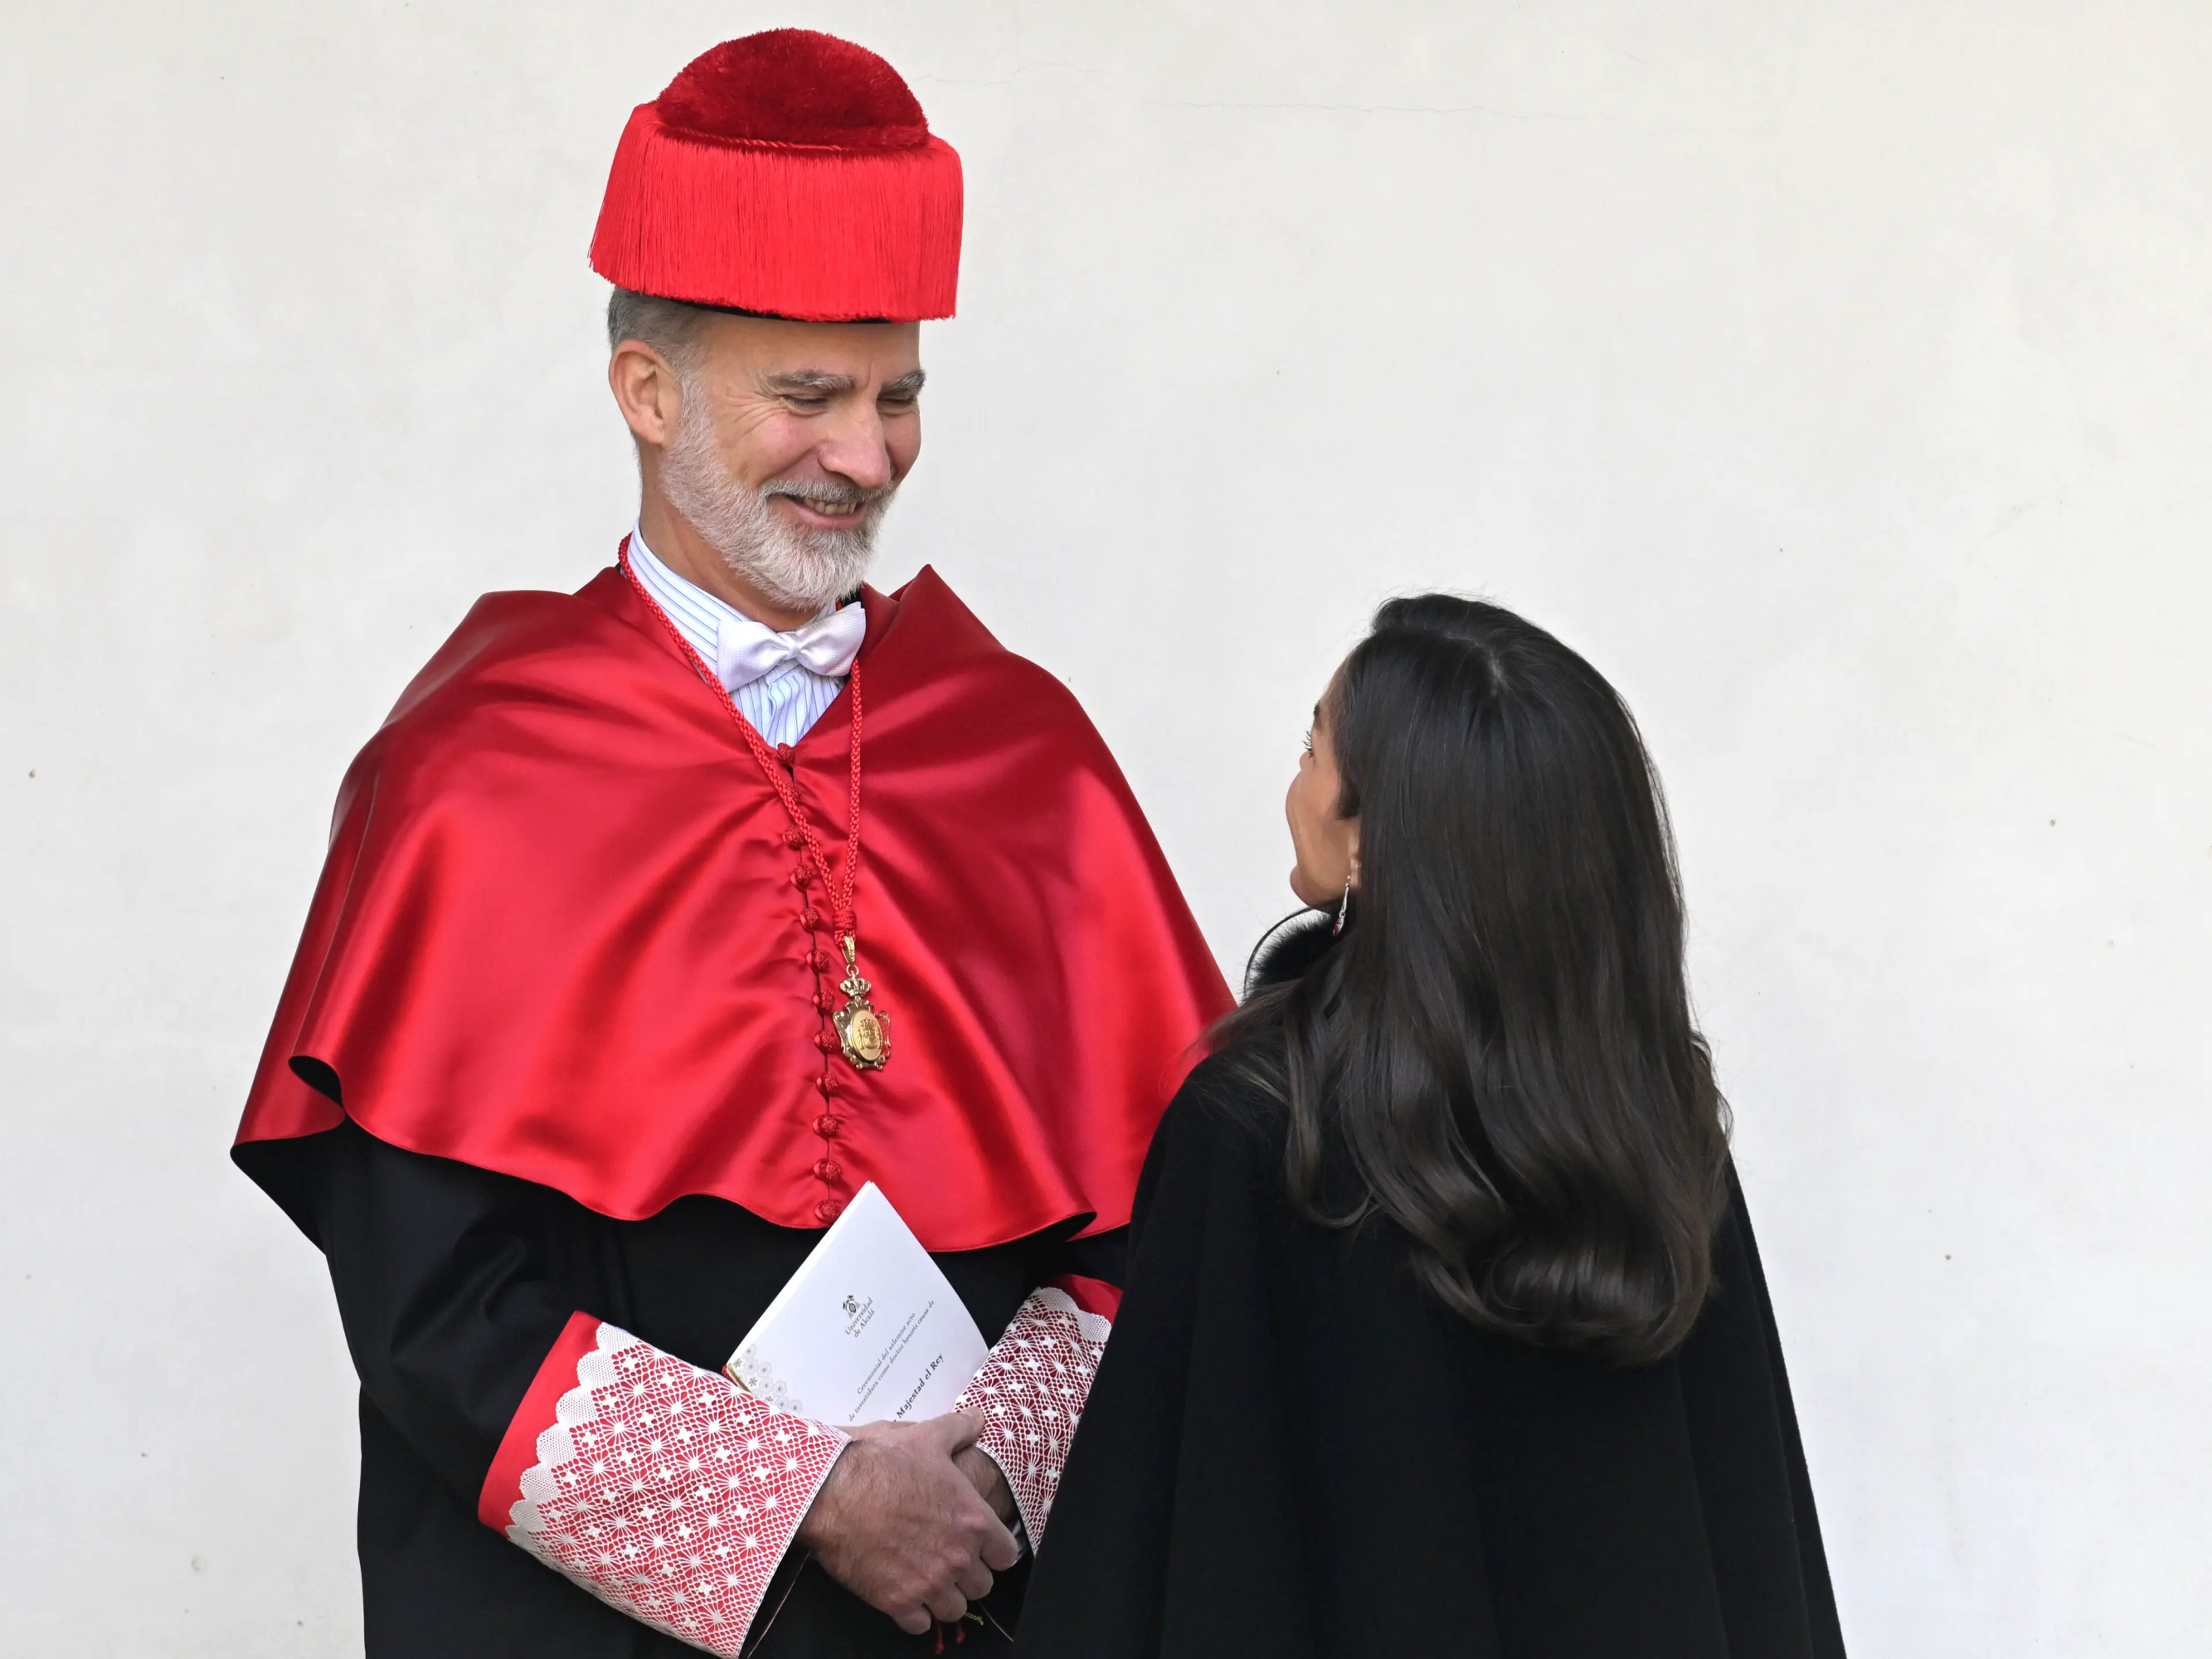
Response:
[235, 564, 1232, 1250]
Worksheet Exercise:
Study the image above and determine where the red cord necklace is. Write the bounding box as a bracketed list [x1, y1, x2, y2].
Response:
[618, 537, 889, 1072]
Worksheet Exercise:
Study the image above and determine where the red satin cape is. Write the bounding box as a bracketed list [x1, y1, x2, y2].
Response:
[234, 564, 1232, 1251]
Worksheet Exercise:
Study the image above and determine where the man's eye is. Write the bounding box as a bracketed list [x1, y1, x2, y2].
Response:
[784, 396, 828, 412]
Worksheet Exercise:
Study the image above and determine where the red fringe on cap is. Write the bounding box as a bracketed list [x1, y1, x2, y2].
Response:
[590, 105, 962, 322]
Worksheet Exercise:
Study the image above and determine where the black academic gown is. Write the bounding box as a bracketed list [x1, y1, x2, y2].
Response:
[236, 1126, 1121, 1658]
[1015, 941, 1846, 1659]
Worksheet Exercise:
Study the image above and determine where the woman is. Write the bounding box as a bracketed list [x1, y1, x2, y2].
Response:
[1017, 596, 1845, 1658]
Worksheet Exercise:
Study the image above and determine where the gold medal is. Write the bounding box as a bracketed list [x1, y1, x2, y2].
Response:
[832, 935, 890, 1070]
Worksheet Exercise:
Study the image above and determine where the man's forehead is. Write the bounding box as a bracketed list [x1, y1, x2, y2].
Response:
[702, 313, 921, 379]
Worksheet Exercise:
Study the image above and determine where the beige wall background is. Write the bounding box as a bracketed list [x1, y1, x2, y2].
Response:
[4, 2, 2208, 1652]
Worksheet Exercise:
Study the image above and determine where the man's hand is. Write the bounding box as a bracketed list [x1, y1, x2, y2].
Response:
[797, 1408, 1018, 1635]
[955, 1443, 1016, 1525]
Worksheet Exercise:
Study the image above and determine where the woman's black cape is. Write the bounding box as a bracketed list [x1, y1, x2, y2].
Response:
[1017, 922, 1846, 1659]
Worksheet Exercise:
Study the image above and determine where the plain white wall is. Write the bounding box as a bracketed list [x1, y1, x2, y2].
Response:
[4, 2, 2207, 1652]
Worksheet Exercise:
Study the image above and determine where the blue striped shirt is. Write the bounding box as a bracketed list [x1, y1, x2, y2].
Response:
[627, 527, 853, 747]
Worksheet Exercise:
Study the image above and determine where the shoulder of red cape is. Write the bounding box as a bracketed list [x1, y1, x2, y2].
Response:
[235, 562, 1233, 1253]
[372, 562, 1075, 788]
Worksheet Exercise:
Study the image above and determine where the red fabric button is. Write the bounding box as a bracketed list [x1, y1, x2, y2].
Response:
[783, 828, 807, 850]
[791, 868, 811, 889]
[814, 1199, 842, 1224]
[815, 1075, 839, 1097]
[775, 743, 796, 765]
[813, 1030, 839, 1053]
[814, 1114, 841, 1137]
[800, 908, 824, 932]
[808, 949, 832, 971]
[812, 1158, 842, 1184]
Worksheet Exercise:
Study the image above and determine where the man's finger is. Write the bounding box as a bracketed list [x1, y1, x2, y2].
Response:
[955, 1560, 994, 1603]
[934, 1408, 984, 1454]
[891, 1603, 932, 1637]
[979, 1516, 1020, 1574]
[925, 1587, 970, 1627]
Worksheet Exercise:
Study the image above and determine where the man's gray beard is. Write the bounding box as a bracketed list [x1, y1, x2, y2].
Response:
[659, 397, 892, 615]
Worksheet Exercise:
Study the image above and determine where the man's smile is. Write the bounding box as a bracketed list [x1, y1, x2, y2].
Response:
[773, 495, 867, 526]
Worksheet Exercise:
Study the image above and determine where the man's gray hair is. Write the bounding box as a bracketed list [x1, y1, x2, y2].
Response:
[606, 288, 712, 377]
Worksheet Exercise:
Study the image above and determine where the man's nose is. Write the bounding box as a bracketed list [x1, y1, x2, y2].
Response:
[814, 404, 895, 494]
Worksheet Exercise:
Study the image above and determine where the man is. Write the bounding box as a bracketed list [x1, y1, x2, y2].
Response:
[233, 30, 1230, 1657]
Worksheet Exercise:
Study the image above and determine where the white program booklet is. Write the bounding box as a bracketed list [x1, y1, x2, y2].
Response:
[723, 1181, 989, 1426]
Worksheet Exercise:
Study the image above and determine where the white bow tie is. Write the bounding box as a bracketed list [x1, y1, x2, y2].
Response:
[714, 601, 868, 693]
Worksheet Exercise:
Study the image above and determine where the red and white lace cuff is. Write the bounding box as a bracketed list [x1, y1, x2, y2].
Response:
[479, 1313, 847, 1656]
[955, 1275, 1117, 1548]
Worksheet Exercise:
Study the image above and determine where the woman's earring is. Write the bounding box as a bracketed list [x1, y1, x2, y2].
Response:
[1333, 873, 1353, 937]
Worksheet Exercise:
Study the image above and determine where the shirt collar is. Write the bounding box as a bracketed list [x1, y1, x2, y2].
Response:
[627, 525, 856, 692]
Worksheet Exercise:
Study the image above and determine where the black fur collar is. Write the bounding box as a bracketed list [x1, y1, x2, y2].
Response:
[1245, 910, 1342, 995]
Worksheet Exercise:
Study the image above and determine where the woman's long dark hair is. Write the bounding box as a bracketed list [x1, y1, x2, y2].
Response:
[1217, 595, 1731, 1365]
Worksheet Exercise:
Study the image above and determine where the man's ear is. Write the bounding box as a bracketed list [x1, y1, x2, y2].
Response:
[608, 341, 683, 449]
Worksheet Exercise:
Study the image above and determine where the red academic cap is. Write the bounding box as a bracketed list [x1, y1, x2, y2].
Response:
[590, 30, 961, 322]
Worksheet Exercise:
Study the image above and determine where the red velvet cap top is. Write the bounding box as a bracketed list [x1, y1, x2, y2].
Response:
[591, 29, 962, 321]
[656, 29, 931, 152]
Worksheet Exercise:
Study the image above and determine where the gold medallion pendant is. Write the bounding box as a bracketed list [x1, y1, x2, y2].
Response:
[833, 935, 890, 1071]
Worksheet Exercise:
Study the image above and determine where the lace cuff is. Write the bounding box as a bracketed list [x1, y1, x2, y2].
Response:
[955, 1276, 1117, 1548]
[479, 1313, 847, 1656]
